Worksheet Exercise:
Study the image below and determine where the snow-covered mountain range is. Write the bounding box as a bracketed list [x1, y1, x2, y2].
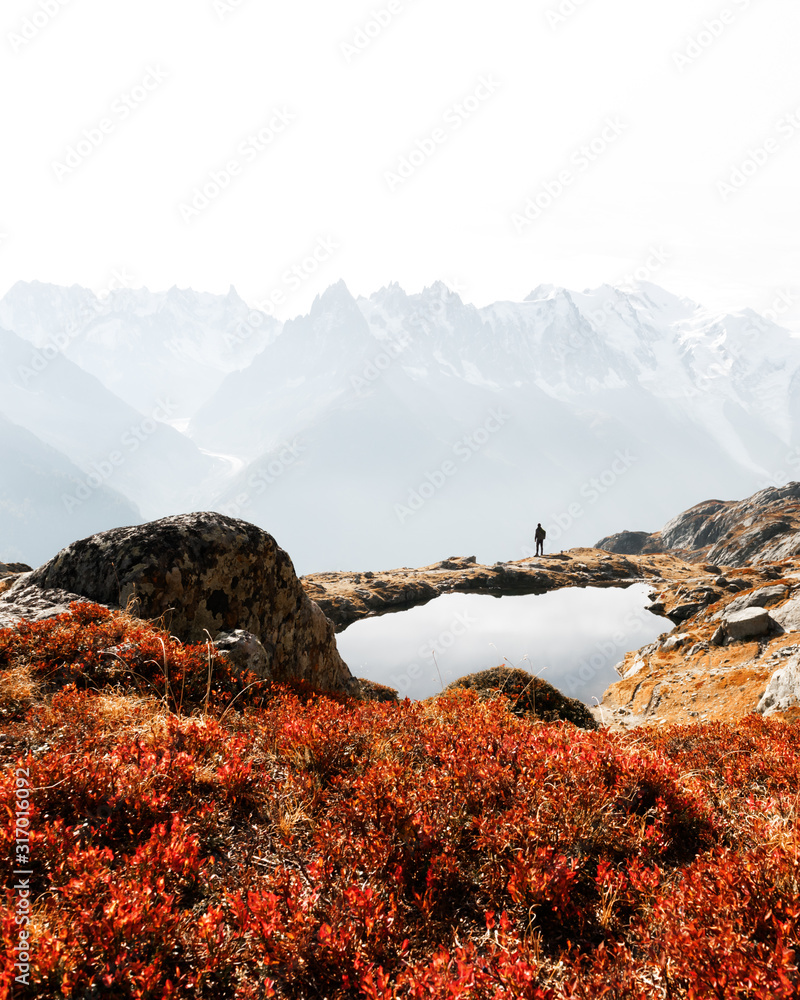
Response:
[2, 278, 798, 572]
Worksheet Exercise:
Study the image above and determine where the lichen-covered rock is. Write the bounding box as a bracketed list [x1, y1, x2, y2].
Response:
[442, 665, 598, 730]
[213, 630, 272, 681]
[20, 512, 357, 696]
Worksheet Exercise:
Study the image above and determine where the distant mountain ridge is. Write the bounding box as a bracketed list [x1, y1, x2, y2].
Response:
[1, 278, 799, 571]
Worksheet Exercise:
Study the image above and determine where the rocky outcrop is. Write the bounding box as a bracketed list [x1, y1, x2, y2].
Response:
[756, 651, 800, 715]
[771, 596, 800, 633]
[597, 483, 800, 567]
[1, 513, 356, 696]
[601, 561, 800, 728]
[594, 530, 663, 556]
[301, 549, 707, 632]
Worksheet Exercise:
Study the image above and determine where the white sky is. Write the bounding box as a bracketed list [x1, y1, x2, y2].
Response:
[2, 0, 800, 325]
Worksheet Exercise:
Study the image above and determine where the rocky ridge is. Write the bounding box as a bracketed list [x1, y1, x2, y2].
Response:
[300, 550, 706, 631]
[597, 482, 800, 567]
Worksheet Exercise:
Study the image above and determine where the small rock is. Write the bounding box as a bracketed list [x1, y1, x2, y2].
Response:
[357, 678, 399, 703]
[661, 633, 690, 652]
[213, 630, 272, 681]
[710, 626, 726, 646]
[0, 561, 33, 579]
[443, 666, 597, 730]
[622, 657, 646, 680]
[436, 556, 477, 570]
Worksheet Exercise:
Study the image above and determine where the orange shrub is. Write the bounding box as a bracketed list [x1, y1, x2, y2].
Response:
[0, 605, 797, 998]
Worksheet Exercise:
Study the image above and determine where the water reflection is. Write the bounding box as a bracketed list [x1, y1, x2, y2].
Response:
[336, 584, 671, 704]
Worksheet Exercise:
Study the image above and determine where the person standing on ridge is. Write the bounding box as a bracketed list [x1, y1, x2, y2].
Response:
[535, 523, 546, 556]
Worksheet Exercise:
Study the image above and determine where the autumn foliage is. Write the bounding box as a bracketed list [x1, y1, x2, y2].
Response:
[0, 603, 798, 998]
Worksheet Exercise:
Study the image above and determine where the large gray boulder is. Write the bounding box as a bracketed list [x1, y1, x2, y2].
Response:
[712, 584, 789, 621]
[722, 607, 773, 640]
[4, 512, 356, 696]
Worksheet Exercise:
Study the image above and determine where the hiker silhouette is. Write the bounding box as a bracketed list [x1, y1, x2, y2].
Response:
[535, 523, 546, 556]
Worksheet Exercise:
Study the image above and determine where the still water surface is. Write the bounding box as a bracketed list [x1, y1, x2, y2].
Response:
[336, 584, 671, 704]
